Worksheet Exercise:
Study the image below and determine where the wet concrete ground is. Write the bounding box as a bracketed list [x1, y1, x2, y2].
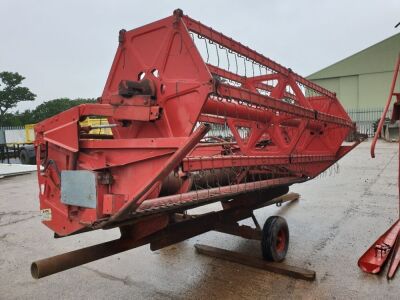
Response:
[1, 140, 400, 299]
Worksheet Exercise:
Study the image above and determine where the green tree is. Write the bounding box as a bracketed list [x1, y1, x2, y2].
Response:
[32, 98, 97, 123]
[0, 72, 36, 127]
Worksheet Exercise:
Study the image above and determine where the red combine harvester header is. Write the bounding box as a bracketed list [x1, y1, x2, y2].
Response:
[31, 9, 361, 279]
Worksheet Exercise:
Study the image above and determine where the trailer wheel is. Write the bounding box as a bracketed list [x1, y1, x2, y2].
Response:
[261, 216, 289, 262]
[20, 149, 35, 165]
[20, 149, 29, 164]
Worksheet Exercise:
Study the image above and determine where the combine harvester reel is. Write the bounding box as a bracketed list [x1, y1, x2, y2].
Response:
[31, 9, 361, 280]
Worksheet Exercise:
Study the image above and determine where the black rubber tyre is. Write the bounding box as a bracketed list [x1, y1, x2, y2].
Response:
[19, 149, 29, 165]
[261, 216, 289, 262]
[19, 149, 35, 165]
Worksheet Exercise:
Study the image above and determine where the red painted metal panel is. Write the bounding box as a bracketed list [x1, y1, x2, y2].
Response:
[34, 9, 359, 236]
[358, 220, 400, 274]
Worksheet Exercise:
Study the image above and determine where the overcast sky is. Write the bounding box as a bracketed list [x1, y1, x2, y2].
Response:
[1, 0, 399, 111]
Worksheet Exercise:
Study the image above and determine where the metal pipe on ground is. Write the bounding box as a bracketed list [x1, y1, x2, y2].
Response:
[31, 237, 149, 279]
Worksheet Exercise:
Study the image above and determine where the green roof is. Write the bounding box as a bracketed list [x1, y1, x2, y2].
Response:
[308, 33, 400, 80]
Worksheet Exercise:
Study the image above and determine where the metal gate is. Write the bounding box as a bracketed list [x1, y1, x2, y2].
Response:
[346, 107, 390, 137]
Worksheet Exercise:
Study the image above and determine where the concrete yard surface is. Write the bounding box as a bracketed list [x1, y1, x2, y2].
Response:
[0, 163, 36, 178]
[1, 140, 400, 299]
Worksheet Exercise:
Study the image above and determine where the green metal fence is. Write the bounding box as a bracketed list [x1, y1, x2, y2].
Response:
[346, 107, 390, 137]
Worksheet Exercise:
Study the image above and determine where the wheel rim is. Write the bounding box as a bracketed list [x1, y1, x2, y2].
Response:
[276, 228, 286, 252]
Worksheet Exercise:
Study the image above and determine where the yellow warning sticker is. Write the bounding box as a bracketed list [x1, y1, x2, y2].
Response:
[40, 208, 52, 221]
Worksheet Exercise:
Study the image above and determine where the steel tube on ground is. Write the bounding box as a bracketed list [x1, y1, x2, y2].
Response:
[31, 237, 147, 279]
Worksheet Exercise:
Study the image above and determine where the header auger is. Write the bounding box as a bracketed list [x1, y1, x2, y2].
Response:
[32, 9, 361, 278]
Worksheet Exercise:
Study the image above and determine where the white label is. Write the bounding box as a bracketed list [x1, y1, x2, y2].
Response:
[40, 208, 52, 221]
